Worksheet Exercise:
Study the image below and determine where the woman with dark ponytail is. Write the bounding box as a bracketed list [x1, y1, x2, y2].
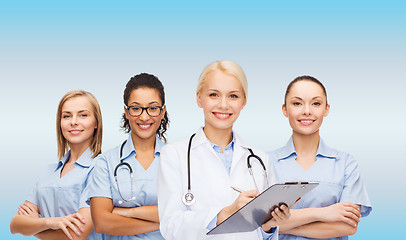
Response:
[268, 76, 372, 240]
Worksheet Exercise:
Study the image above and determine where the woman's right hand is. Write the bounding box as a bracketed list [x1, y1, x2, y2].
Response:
[17, 202, 40, 218]
[217, 190, 259, 224]
[45, 213, 86, 239]
[318, 202, 361, 227]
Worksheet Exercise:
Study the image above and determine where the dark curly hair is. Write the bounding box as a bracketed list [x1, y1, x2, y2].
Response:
[121, 73, 169, 143]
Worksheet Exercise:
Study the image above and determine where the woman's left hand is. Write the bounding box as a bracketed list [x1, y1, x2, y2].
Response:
[261, 204, 291, 232]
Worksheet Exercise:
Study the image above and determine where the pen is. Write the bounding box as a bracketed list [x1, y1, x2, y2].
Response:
[231, 186, 245, 193]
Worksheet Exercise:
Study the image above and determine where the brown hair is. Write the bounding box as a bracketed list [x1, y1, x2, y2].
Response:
[284, 75, 328, 106]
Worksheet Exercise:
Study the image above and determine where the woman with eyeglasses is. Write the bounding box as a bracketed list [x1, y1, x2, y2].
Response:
[268, 76, 372, 239]
[10, 89, 103, 240]
[87, 73, 168, 240]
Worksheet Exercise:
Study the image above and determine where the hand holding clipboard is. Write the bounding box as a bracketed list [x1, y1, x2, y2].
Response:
[207, 182, 319, 235]
[227, 186, 297, 232]
[216, 189, 273, 227]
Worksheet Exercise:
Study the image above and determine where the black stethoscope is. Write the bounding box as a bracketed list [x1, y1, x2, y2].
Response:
[114, 140, 136, 205]
[182, 134, 270, 206]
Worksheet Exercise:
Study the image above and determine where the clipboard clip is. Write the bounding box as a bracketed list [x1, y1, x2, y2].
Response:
[284, 181, 309, 184]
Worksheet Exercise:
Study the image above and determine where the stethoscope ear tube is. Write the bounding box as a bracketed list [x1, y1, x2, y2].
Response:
[247, 148, 269, 191]
[120, 140, 127, 159]
[114, 140, 136, 204]
[182, 133, 269, 206]
[183, 134, 196, 206]
[114, 140, 133, 177]
[114, 162, 133, 176]
[247, 148, 266, 170]
[187, 134, 196, 191]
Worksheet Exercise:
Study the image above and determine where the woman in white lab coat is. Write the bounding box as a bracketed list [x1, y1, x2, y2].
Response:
[158, 60, 290, 240]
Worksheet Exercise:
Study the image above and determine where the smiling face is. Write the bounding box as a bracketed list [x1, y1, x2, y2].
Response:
[283, 80, 330, 137]
[197, 70, 246, 133]
[124, 87, 166, 142]
[60, 96, 97, 149]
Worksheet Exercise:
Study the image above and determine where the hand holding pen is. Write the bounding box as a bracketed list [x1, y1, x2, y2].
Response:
[227, 187, 259, 214]
[217, 187, 259, 225]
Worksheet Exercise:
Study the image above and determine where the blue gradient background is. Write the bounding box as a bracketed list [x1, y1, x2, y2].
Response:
[1, 1, 404, 239]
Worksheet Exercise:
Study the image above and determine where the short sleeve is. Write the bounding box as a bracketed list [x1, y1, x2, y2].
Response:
[26, 180, 39, 206]
[85, 154, 113, 205]
[78, 160, 97, 209]
[26, 164, 55, 207]
[340, 153, 372, 217]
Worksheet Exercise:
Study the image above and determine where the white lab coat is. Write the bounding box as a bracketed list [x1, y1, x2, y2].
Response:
[157, 128, 277, 240]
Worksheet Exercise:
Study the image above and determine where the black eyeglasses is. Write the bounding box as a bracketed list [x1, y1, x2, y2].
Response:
[126, 105, 163, 117]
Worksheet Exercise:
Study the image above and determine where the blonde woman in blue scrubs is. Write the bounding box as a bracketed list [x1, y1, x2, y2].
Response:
[87, 73, 168, 240]
[10, 89, 103, 240]
[268, 76, 372, 240]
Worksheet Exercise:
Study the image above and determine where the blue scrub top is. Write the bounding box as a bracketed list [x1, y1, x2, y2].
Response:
[87, 134, 164, 240]
[268, 137, 372, 240]
[27, 147, 102, 240]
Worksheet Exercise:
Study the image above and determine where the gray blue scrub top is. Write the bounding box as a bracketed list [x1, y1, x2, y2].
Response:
[268, 137, 372, 240]
[86, 134, 164, 240]
[27, 147, 102, 240]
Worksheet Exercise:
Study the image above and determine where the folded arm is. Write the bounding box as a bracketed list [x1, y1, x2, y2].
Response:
[34, 207, 94, 240]
[283, 221, 357, 238]
[279, 202, 360, 238]
[10, 201, 93, 240]
[90, 197, 159, 235]
[113, 205, 159, 223]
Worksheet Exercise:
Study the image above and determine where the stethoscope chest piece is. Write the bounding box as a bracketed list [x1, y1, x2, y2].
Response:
[182, 191, 195, 206]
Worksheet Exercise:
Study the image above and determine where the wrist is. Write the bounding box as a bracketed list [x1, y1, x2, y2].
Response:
[130, 206, 138, 218]
[217, 206, 231, 225]
[261, 218, 277, 232]
[313, 207, 325, 222]
[42, 217, 52, 229]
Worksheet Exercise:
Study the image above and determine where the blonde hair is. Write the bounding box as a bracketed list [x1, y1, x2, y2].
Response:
[197, 60, 248, 98]
[56, 90, 103, 159]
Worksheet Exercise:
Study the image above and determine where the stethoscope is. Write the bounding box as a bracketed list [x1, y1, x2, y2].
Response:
[114, 140, 136, 205]
[182, 134, 270, 206]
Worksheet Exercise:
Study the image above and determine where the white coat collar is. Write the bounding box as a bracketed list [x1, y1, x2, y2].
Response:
[191, 127, 252, 151]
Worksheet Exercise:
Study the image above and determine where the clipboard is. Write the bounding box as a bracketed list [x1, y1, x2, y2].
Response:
[207, 182, 319, 235]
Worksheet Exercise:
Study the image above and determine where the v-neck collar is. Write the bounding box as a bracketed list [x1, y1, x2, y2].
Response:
[120, 134, 164, 171]
[55, 147, 93, 172]
[275, 137, 339, 161]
